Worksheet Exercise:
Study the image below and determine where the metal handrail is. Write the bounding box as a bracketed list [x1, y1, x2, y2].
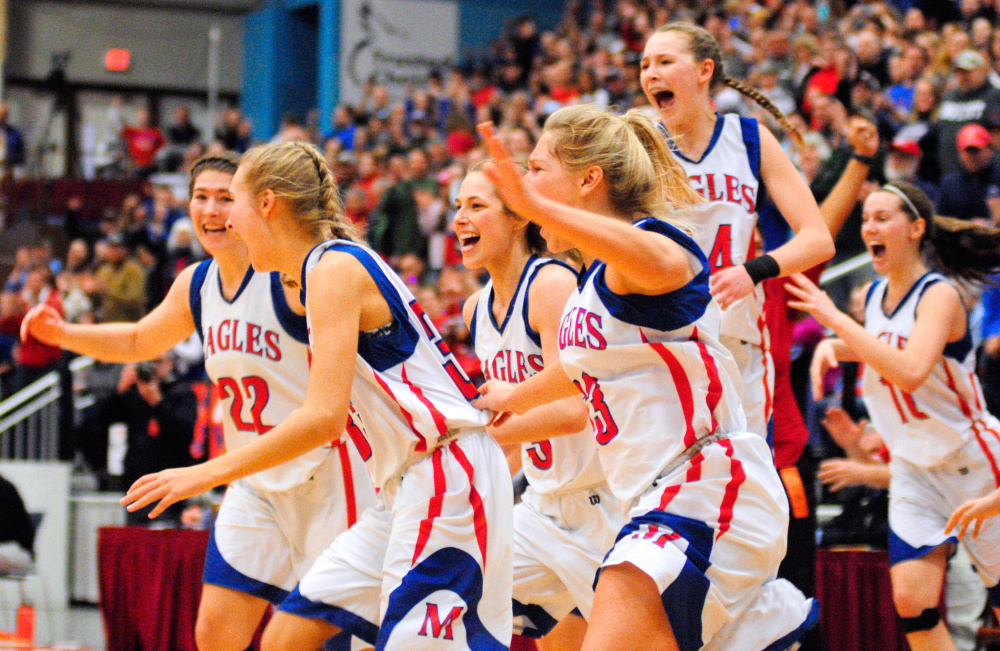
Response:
[0, 356, 95, 460]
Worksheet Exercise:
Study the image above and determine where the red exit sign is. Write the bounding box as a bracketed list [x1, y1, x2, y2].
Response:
[105, 49, 131, 72]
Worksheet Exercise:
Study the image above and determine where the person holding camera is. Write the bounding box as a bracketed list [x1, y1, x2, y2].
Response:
[80, 354, 197, 525]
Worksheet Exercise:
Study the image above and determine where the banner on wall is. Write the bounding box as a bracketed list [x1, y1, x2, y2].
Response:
[339, 0, 458, 104]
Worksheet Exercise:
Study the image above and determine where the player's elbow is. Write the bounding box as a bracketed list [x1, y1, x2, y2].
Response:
[554, 399, 590, 436]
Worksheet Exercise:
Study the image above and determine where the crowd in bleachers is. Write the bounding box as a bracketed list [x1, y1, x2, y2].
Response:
[4, 0, 1000, 538]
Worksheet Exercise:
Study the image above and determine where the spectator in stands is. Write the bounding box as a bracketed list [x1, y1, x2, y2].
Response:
[0, 101, 26, 173]
[163, 105, 202, 172]
[91, 232, 146, 323]
[121, 107, 166, 178]
[16, 263, 64, 389]
[367, 152, 428, 258]
[4, 246, 31, 294]
[0, 473, 34, 575]
[937, 123, 1000, 222]
[936, 49, 1000, 178]
[271, 111, 311, 144]
[885, 135, 939, 203]
[82, 354, 197, 524]
[214, 107, 250, 153]
[57, 239, 95, 325]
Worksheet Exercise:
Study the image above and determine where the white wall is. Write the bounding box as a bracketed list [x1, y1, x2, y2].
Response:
[7, 0, 244, 93]
[0, 461, 71, 608]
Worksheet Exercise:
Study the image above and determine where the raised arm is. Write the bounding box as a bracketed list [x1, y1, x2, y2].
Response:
[758, 124, 836, 274]
[21, 264, 198, 362]
[819, 117, 879, 238]
[121, 253, 368, 517]
[477, 122, 694, 297]
[788, 273, 963, 393]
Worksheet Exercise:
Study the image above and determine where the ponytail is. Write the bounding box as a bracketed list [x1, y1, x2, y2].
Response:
[655, 22, 803, 147]
[882, 181, 1000, 284]
[543, 104, 700, 225]
[239, 141, 360, 244]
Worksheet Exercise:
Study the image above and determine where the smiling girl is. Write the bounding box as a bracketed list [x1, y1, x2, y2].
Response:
[639, 23, 834, 442]
[120, 142, 513, 651]
[455, 165, 623, 651]
[474, 106, 815, 651]
[788, 181, 1000, 651]
[21, 153, 376, 651]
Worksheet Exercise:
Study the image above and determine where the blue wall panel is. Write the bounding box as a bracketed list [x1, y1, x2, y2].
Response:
[244, 0, 564, 140]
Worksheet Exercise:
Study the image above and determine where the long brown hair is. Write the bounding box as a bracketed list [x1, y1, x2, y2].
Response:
[654, 22, 803, 147]
[881, 181, 1000, 284]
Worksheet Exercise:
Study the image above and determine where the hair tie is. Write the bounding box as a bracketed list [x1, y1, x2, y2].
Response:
[881, 184, 922, 220]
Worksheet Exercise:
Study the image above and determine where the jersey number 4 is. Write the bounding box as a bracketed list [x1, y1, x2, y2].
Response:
[218, 376, 272, 434]
[574, 372, 619, 445]
[708, 224, 733, 272]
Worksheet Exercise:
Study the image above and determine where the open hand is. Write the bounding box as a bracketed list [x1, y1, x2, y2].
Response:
[710, 265, 755, 310]
[786, 273, 843, 329]
[473, 379, 517, 427]
[477, 122, 543, 221]
[20, 304, 65, 345]
[947, 491, 1000, 540]
[120, 465, 219, 519]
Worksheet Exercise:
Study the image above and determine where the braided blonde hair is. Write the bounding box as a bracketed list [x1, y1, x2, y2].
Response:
[543, 105, 702, 225]
[654, 22, 804, 147]
[239, 141, 360, 243]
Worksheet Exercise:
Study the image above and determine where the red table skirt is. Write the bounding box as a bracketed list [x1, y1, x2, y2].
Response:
[816, 548, 910, 651]
[98, 528, 907, 651]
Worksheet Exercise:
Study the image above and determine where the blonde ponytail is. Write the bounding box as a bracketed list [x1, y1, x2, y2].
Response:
[239, 141, 360, 243]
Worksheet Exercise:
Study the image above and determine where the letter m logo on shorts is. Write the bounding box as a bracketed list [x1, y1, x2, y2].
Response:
[419, 603, 465, 640]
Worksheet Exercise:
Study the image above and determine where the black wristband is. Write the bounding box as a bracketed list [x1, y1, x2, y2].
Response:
[743, 254, 781, 285]
[852, 152, 875, 166]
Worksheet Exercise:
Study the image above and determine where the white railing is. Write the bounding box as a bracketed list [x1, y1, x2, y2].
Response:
[0, 357, 94, 461]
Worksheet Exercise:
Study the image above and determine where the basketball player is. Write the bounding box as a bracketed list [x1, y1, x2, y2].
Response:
[455, 165, 624, 650]
[120, 142, 513, 651]
[640, 22, 834, 443]
[788, 181, 1000, 651]
[21, 153, 376, 651]
[475, 107, 816, 651]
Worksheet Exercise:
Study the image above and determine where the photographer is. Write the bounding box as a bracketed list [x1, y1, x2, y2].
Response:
[79, 354, 197, 525]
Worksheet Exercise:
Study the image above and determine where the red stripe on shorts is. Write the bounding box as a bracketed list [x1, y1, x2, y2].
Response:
[717, 438, 745, 540]
[942, 361, 1000, 486]
[450, 441, 489, 568]
[337, 441, 358, 527]
[757, 316, 773, 425]
[373, 370, 429, 452]
[412, 448, 447, 565]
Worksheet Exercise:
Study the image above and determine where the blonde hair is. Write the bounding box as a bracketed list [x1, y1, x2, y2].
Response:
[239, 141, 359, 243]
[542, 104, 701, 225]
[655, 22, 804, 147]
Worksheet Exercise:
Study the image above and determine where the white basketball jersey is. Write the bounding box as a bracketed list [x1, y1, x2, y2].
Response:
[191, 261, 331, 492]
[863, 273, 995, 467]
[669, 113, 767, 345]
[302, 240, 491, 489]
[471, 256, 605, 494]
[557, 218, 747, 503]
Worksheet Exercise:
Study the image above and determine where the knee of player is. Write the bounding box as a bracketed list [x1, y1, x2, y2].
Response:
[195, 615, 253, 651]
[892, 585, 937, 619]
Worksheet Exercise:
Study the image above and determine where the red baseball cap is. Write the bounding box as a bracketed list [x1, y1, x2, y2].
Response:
[957, 123, 992, 150]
